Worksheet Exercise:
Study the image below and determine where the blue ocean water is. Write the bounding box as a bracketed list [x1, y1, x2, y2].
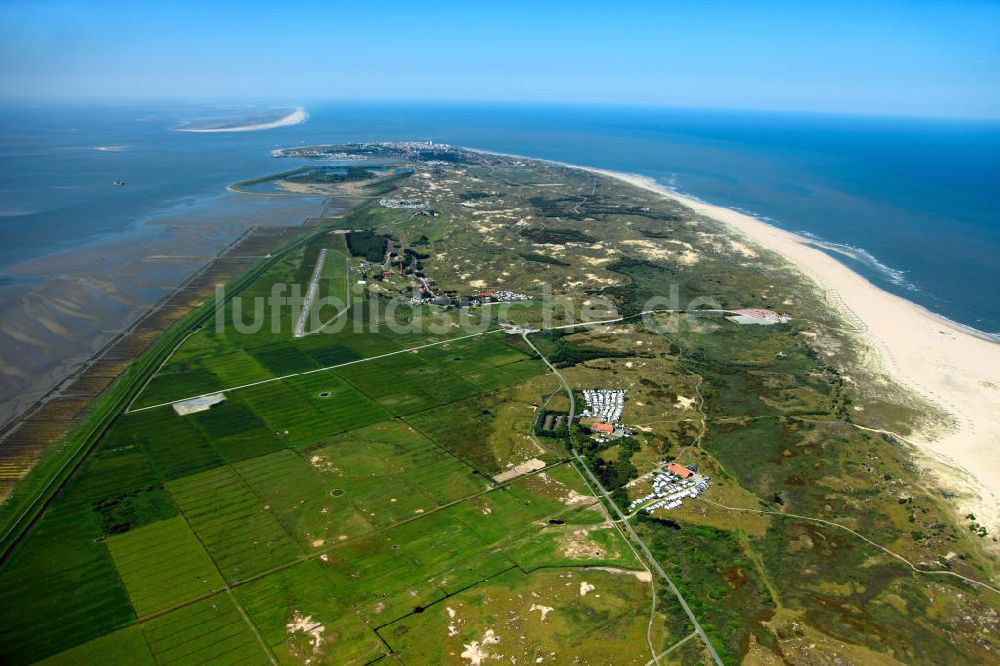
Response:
[1, 102, 998, 335]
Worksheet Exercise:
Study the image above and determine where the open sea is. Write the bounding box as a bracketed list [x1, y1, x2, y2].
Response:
[2, 101, 999, 337]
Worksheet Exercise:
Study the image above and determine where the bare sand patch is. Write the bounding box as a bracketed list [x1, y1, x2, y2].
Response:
[674, 395, 696, 410]
[493, 458, 546, 483]
[583, 272, 619, 286]
[286, 610, 325, 661]
[728, 239, 759, 258]
[619, 238, 699, 264]
[529, 603, 554, 621]
[620, 239, 672, 260]
[585, 566, 653, 583]
[461, 628, 500, 665]
[560, 526, 608, 559]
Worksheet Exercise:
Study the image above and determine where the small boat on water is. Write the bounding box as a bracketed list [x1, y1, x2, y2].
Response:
[113, 180, 125, 186]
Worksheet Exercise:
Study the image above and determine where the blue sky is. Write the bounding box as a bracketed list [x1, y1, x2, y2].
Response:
[1, 0, 998, 118]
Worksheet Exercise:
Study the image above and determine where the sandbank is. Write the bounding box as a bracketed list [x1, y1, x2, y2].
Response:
[175, 106, 307, 133]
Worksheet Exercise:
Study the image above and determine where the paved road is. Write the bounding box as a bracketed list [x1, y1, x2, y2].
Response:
[129, 328, 502, 414]
[520, 331, 575, 420]
[521, 325, 722, 664]
[574, 449, 724, 666]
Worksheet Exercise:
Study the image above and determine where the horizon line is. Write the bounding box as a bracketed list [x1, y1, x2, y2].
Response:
[1, 96, 998, 124]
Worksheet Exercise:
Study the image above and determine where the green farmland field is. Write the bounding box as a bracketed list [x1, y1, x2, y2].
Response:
[107, 516, 223, 616]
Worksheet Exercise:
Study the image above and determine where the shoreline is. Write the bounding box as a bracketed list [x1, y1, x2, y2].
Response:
[0, 193, 326, 434]
[581, 165, 1000, 531]
[462, 146, 1000, 531]
[462, 141, 999, 528]
[174, 106, 307, 133]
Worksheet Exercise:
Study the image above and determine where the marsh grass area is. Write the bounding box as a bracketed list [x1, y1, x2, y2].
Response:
[0, 145, 997, 664]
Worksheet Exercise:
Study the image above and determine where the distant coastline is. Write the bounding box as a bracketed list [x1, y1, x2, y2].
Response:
[174, 106, 307, 133]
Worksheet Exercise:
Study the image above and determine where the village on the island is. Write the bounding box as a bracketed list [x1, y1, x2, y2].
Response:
[577, 388, 711, 515]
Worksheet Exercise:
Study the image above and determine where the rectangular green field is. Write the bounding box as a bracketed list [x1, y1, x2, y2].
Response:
[187, 397, 285, 463]
[404, 394, 507, 473]
[295, 340, 363, 368]
[333, 352, 478, 416]
[412, 334, 547, 391]
[39, 626, 155, 666]
[236, 381, 330, 449]
[461, 358, 547, 392]
[285, 371, 392, 438]
[234, 450, 375, 545]
[315, 421, 487, 510]
[65, 444, 160, 503]
[167, 466, 302, 580]
[133, 367, 221, 409]
[141, 595, 271, 665]
[237, 372, 390, 449]
[107, 516, 224, 617]
[0, 501, 135, 664]
[316, 517, 484, 623]
[248, 341, 322, 376]
[416, 335, 531, 374]
[122, 408, 226, 480]
[200, 349, 272, 388]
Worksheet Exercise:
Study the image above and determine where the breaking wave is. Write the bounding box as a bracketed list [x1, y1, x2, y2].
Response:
[795, 232, 918, 292]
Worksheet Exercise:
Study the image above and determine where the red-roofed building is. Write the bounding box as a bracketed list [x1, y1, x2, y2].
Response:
[667, 462, 692, 479]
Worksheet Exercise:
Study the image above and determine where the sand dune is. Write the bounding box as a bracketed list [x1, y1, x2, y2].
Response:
[586, 167, 1000, 531]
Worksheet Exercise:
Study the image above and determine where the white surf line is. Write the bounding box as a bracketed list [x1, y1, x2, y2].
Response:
[293, 249, 328, 338]
[702, 498, 1000, 596]
[127, 328, 503, 414]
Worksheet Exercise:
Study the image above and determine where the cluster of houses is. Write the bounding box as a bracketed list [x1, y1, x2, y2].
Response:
[629, 462, 710, 514]
[379, 198, 426, 209]
[404, 283, 534, 309]
[418, 288, 534, 309]
[477, 289, 531, 303]
[270, 147, 362, 160]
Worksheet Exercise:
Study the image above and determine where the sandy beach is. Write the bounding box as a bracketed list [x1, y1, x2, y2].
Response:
[585, 167, 1000, 530]
[175, 106, 307, 133]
